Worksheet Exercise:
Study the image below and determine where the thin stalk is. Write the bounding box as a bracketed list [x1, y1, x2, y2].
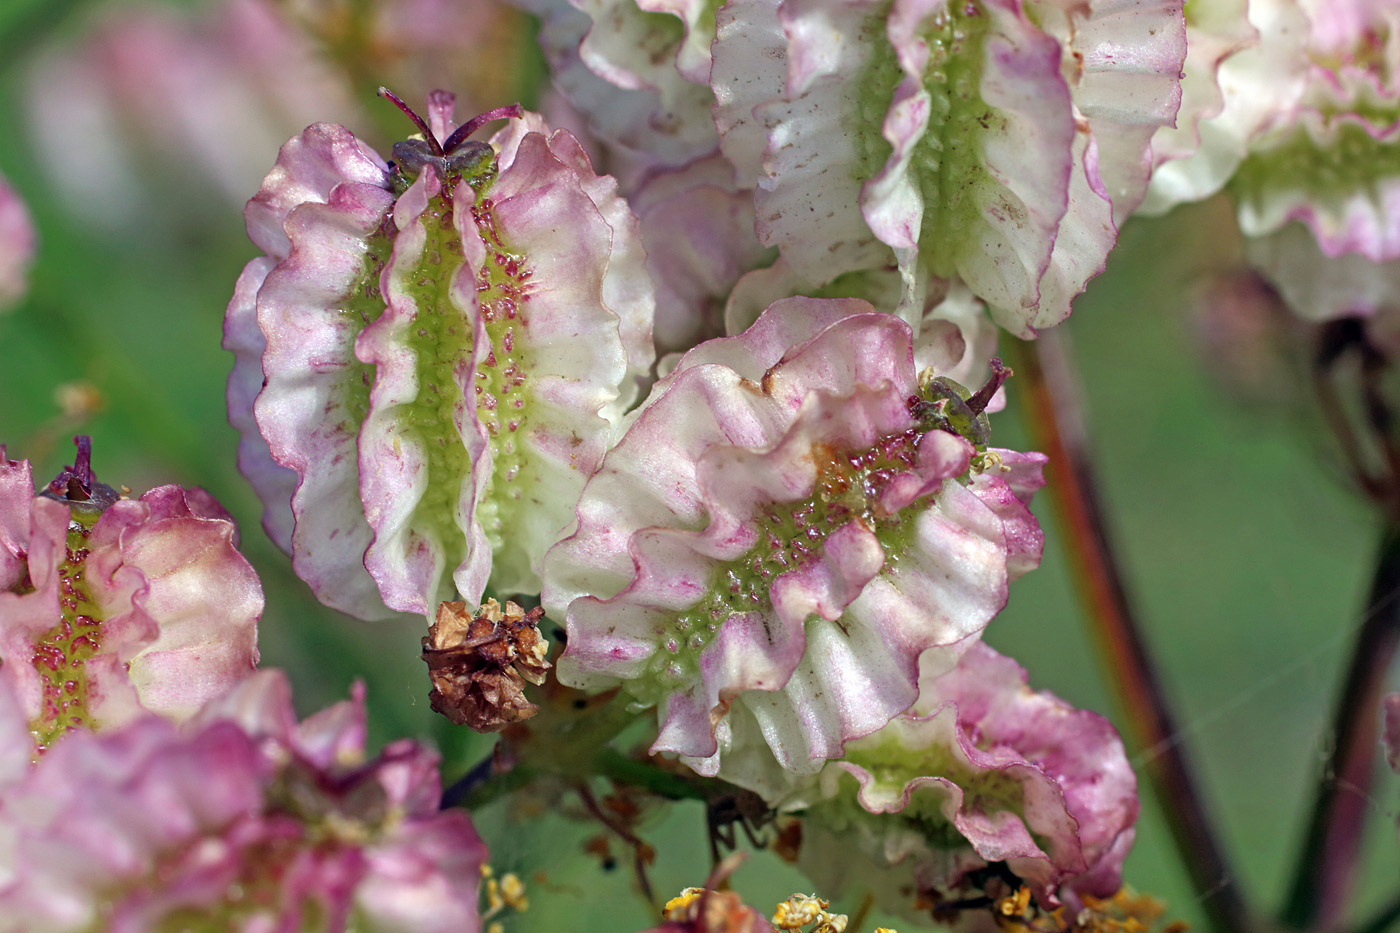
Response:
[1009, 332, 1252, 933]
[440, 742, 526, 810]
[576, 782, 657, 904]
[594, 748, 708, 802]
[1351, 889, 1400, 933]
[0, 0, 89, 75]
[440, 695, 692, 811]
[1281, 525, 1400, 930]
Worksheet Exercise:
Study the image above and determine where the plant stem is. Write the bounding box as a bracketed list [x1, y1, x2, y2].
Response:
[1009, 332, 1252, 933]
[594, 748, 708, 802]
[440, 742, 525, 810]
[0, 0, 89, 75]
[1281, 524, 1400, 931]
[439, 695, 703, 811]
[1351, 889, 1400, 933]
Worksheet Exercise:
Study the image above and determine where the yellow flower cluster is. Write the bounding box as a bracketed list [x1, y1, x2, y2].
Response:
[660, 888, 897, 933]
[992, 886, 1187, 933]
[480, 863, 530, 933]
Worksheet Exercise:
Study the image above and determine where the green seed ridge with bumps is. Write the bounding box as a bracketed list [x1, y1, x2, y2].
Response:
[340, 226, 395, 430]
[849, 1, 998, 277]
[630, 426, 944, 707]
[399, 189, 478, 601]
[388, 157, 555, 599]
[814, 728, 1035, 853]
[1233, 112, 1400, 217]
[465, 184, 547, 585]
[28, 515, 105, 749]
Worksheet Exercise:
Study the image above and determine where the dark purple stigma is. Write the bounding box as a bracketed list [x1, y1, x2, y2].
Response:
[379, 87, 446, 156]
[379, 88, 525, 179]
[966, 358, 1011, 416]
[41, 436, 120, 512]
[441, 103, 525, 154]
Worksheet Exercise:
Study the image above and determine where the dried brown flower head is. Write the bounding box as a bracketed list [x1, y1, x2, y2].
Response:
[422, 598, 551, 732]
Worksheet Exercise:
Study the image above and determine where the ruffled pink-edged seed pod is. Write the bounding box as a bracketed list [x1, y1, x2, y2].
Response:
[0, 439, 261, 751]
[1231, 2, 1400, 260]
[1138, 0, 1273, 214]
[511, 0, 721, 167]
[1192, 2, 1400, 319]
[726, 269, 1005, 399]
[0, 670, 488, 933]
[543, 299, 1044, 781]
[632, 153, 777, 359]
[709, 0, 1186, 336]
[0, 173, 34, 311]
[764, 642, 1137, 916]
[226, 92, 655, 620]
[25, 0, 360, 234]
[1245, 222, 1400, 322]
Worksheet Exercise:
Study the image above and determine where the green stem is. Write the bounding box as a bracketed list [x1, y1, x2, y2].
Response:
[440, 745, 519, 810]
[1281, 524, 1400, 930]
[594, 748, 707, 802]
[0, 0, 89, 74]
[1009, 332, 1253, 933]
[440, 691, 671, 811]
[1351, 889, 1400, 933]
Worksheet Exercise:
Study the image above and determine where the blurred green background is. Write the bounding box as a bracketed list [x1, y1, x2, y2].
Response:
[0, 1, 1395, 931]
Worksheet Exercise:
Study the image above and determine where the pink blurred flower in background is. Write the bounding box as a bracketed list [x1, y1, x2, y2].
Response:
[0, 669, 487, 933]
[26, 0, 359, 233]
[24, 0, 534, 236]
[0, 174, 34, 310]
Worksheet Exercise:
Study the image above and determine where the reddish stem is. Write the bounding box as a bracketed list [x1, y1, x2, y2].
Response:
[1010, 332, 1253, 933]
[1281, 524, 1400, 930]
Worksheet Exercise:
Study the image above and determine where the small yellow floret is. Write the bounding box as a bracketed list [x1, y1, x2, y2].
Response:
[773, 894, 828, 929]
[998, 886, 1032, 918]
[663, 888, 707, 921]
[500, 873, 529, 912]
[483, 877, 504, 913]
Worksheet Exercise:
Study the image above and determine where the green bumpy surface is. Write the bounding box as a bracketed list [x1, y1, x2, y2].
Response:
[375, 155, 556, 596]
[1232, 106, 1400, 213]
[29, 513, 104, 749]
[814, 728, 1035, 854]
[850, 1, 998, 275]
[630, 424, 944, 706]
[466, 185, 546, 574]
[399, 188, 480, 575]
[341, 225, 395, 431]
